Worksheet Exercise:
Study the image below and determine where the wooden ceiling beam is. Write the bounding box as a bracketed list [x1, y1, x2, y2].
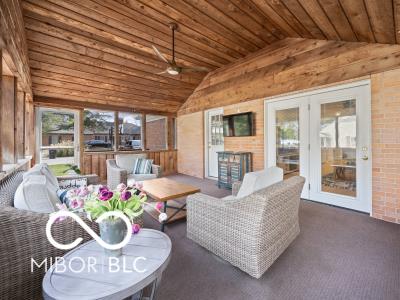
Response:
[98, 1, 240, 62]
[34, 96, 177, 116]
[27, 38, 203, 86]
[31, 77, 184, 105]
[137, 0, 260, 53]
[23, 0, 222, 69]
[201, 0, 276, 45]
[338, 0, 376, 43]
[32, 88, 179, 112]
[75, 0, 236, 64]
[29, 61, 193, 98]
[31, 70, 186, 102]
[28, 51, 198, 90]
[296, 0, 340, 40]
[317, 0, 357, 41]
[183, 0, 267, 48]
[363, 0, 396, 44]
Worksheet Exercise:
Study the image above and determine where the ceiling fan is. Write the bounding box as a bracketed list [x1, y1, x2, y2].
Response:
[152, 23, 209, 76]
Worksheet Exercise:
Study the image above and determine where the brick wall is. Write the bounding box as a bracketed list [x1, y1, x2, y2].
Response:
[223, 99, 264, 171]
[371, 69, 400, 223]
[177, 73, 400, 224]
[177, 111, 204, 178]
[146, 118, 167, 150]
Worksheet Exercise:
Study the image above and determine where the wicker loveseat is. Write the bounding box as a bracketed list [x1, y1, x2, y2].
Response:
[0, 170, 100, 299]
[187, 176, 305, 278]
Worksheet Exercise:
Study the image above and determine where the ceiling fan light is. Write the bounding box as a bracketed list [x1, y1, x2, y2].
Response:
[167, 68, 180, 75]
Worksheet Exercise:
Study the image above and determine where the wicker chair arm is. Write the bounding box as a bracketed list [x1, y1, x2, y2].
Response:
[232, 181, 242, 196]
[106, 159, 127, 189]
[151, 164, 162, 178]
[57, 174, 100, 185]
[0, 207, 98, 299]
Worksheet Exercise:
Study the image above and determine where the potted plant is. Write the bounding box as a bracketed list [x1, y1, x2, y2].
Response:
[58, 183, 146, 257]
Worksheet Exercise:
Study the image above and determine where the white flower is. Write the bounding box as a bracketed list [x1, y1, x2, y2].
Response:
[158, 213, 168, 222]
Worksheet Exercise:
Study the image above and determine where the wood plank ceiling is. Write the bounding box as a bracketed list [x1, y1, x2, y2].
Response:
[22, 0, 399, 114]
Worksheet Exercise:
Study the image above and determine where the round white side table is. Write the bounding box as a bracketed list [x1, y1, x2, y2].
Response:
[43, 229, 171, 300]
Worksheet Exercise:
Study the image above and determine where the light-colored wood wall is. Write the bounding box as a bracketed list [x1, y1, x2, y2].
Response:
[83, 150, 177, 181]
[179, 38, 400, 115]
[177, 111, 204, 178]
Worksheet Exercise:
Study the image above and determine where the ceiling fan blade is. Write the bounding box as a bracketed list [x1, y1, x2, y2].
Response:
[156, 70, 168, 75]
[152, 45, 170, 64]
[180, 66, 209, 73]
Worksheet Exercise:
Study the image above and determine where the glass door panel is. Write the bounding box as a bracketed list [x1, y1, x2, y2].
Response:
[37, 108, 80, 176]
[320, 100, 357, 197]
[276, 108, 300, 178]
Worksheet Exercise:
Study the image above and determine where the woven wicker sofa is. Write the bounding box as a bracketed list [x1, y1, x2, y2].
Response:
[0, 170, 101, 299]
[187, 176, 305, 279]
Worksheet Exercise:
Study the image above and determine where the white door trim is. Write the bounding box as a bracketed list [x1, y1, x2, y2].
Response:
[35, 107, 81, 168]
[264, 79, 372, 213]
[264, 79, 371, 165]
[204, 107, 224, 179]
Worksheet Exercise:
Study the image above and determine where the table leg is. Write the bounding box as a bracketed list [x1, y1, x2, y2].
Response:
[160, 200, 187, 232]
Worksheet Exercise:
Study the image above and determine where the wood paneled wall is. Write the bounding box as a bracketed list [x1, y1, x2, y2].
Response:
[0, 0, 32, 94]
[83, 150, 178, 181]
[1, 0, 34, 169]
[179, 38, 400, 115]
[1, 76, 16, 164]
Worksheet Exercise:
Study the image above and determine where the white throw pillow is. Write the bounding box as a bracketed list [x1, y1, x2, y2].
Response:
[14, 175, 60, 213]
[236, 167, 284, 198]
[116, 154, 147, 174]
[24, 163, 59, 190]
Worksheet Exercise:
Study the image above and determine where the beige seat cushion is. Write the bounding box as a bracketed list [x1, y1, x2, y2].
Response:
[236, 167, 284, 198]
[127, 173, 157, 185]
[116, 154, 147, 174]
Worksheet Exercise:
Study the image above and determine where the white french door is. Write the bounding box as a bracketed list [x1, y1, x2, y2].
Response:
[266, 98, 309, 199]
[205, 108, 224, 178]
[266, 81, 372, 213]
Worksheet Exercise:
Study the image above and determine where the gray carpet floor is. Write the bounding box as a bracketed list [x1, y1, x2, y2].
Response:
[143, 174, 400, 300]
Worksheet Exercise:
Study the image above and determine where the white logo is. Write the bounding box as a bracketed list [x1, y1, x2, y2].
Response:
[46, 211, 132, 250]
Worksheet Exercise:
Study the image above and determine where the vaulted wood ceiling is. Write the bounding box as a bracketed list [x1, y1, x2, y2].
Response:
[22, 0, 399, 114]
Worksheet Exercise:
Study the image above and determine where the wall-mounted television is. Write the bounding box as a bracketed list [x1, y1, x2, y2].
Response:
[223, 112, 254, 137]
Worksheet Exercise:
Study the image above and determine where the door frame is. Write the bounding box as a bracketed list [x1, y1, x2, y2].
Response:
[264, 79, 372, 214]
[35, 107, 81, 168]
[204, 107, 224, 179]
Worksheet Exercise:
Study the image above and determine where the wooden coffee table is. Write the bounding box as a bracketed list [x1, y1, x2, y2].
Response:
[141, 177, 200, 232]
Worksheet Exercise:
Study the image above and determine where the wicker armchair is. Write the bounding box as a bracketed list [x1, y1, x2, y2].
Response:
[107, 154, 162, 189]
[0, 171, 102, 299]
[187, 176, 305, 279]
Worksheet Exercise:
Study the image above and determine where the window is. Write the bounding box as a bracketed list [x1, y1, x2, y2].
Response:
[118, 112, 142, 150]
[146, 115, 167, 150]
[84, 109, 115, 151]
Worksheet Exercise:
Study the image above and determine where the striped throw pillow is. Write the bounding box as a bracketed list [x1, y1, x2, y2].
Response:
[133, 158, 153, 174]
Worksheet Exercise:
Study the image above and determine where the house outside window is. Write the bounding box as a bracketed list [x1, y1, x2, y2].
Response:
[83, 109, 115, 152]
